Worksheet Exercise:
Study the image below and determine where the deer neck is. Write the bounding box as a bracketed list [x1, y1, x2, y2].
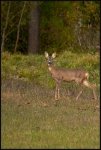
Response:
[48, 64, 54, 72]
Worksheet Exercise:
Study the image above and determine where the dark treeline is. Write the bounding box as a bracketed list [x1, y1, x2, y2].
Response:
[1, 1, 100, 54]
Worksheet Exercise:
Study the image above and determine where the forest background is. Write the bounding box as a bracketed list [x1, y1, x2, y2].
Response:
[1, 1, 100, 54]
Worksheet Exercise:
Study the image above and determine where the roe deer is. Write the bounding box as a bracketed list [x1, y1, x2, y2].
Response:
[45, 51, 97, 101]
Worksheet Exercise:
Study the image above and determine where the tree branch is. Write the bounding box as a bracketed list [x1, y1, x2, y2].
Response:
[1, 1, 11, 52]
[14, 1, 26, 53]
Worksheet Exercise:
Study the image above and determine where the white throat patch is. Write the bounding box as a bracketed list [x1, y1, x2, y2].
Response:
[48, 67, 52, 71]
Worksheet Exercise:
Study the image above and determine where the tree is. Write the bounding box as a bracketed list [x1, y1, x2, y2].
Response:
[1, 1, 11, 52]
[28, 1, 40, 54]
[1, 1, 100, 54]
[14, 1, 26, 53]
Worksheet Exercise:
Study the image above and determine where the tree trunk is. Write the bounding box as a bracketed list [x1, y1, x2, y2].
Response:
[1, 1, 11, 52]
[28, 1, 40, 54]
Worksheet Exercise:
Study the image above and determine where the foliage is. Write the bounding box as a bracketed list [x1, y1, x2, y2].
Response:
[40, 1, 100, 53]
[1, 1, 100, 53]
[1, 1, 30, 53]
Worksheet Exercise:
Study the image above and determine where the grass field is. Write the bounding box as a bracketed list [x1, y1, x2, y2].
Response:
[1, 51, 100, 149]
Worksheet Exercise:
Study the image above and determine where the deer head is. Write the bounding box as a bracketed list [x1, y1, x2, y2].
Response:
[45, 51, 56, 66]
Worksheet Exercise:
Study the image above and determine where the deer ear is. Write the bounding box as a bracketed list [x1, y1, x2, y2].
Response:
[52, 52, 56, 59]
[45, 51, 49, 59]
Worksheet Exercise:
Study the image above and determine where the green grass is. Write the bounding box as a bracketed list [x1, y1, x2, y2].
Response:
[1, 51, 100, 149]
[2, 50, 100, 87]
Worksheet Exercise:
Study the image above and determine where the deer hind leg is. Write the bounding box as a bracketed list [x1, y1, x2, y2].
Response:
[82, 80, 97, 100]
[75, 80, 83, 100]
[76, 90, 83, 101]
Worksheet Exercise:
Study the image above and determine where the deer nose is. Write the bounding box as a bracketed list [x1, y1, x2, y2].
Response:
[48, 60, 52, 65]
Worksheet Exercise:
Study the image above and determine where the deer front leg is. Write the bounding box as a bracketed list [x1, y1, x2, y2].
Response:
[55, 83, 58, 100]
[76, 90, 83, 101]
[56, 85, 61, 100]
[57, 80, 61, 100]
[58, 88, 60, 100]
[55, 80, 61, 100]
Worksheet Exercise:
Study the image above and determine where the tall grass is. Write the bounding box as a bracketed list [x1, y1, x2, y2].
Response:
[2, 50, 100, 87]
